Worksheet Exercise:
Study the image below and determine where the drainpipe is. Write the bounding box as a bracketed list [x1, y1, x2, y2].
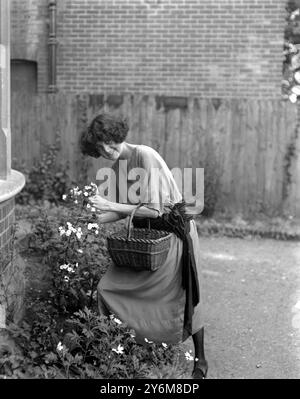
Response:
[48, 0, 57, 92]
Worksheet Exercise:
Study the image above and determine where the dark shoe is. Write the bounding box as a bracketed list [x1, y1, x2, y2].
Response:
[192, 360, 208, 379]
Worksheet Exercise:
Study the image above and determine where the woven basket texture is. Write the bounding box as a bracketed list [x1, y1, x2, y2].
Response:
[107, 228, 172, 271]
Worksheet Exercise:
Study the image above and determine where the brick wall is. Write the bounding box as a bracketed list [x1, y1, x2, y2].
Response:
[0, 199, 15, 268]
[0, 197, 24, 325]
[56, 0, 286, 98]
[10, 0, 48, 92]
[11, 0, 286, 97]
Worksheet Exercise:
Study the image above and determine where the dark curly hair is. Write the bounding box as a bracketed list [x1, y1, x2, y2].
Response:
[80, 113, 129, 157]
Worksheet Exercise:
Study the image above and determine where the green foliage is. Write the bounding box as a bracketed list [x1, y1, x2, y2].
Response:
[282, 4, 300, 102]
[0, 186, 192, 379]
[26, 191, 120, 315]
[13, 138, 71, 206]
[0, 301, 185, 379]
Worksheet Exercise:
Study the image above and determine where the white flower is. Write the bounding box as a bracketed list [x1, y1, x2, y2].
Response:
[289, 93, 298, 103]
[288, 43, 298, 54]
[162, 343, 168, 349]
[144, 338, 153, 344]
[65, 230, 71, 237]
[59, 229, 66, 236]
[84, 192, 89, 197]
[95, 230, 99, 235]
[112, 344, 124, 354]
[74, 200, 78, 204]
[113, 318, 122, 325]
[76, 232, 82, 240]
[292, 85, 300, 96]
[295, 71, 300, 84]
[62, 195, 67, 200]
[77, 249, 83, 254]
[60, 264, 69, 270]
[64, 276, 70, 282]
[57, 342, 64, 352]
[67, 267, 75, 273]
[88, 223, 99, 231]
[56, 341, 68, 355]
[91, 207, 96, 212]
[291, 9, 300, 20]
[185, 351, 194, 361]
[87, 204, 91, 209]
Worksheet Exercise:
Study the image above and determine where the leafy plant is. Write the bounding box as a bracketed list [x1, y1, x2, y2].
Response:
[26, 184, 120, 315]
[0, 183, 195, 379]
[13, 137, 72, 206]
[283, 3, 300, 102]
[1, 304, 186, 379]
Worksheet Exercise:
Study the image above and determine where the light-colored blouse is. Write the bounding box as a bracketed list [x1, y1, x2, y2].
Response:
[110, 144, 182, 216]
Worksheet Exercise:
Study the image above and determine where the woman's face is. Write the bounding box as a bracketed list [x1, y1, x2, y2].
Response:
[97, 141, 123, 160]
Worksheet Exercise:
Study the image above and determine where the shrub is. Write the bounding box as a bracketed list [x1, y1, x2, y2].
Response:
[1, 302, 188, 379]
[26, 183, 122, 315]
[13, 138, 71, 206]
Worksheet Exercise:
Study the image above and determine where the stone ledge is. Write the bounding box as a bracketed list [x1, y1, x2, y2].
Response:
[0, 170, 26, 204]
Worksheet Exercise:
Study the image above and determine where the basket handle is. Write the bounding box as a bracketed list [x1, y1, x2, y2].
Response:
[127, 203, 148, 240]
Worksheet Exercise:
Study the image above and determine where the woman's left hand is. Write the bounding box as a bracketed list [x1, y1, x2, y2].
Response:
[89, 195, 111, 211]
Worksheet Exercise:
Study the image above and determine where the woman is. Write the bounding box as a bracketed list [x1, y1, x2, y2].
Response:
[80, 113, 208, 379]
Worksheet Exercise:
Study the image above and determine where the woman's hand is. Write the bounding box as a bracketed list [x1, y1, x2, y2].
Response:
[89, 195, 111, 212]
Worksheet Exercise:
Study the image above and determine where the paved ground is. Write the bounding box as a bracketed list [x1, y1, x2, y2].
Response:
[183, 236, 300, 379]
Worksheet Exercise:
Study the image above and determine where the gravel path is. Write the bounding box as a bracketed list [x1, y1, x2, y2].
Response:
[183, 236, 300, 379]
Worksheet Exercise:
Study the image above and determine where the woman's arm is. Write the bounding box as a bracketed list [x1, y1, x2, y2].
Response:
[90, 195, 159, 219]
[108, 202, 159, 219]
[97, 211, 127, 224]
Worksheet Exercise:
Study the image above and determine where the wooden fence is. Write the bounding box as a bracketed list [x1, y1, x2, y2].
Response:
[11, 93, 300, 217]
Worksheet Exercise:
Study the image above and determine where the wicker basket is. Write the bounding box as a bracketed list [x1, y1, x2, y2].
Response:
[107, 204, 172, 271]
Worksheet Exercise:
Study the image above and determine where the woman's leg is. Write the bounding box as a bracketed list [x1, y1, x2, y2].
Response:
[192, 327, 208, 379]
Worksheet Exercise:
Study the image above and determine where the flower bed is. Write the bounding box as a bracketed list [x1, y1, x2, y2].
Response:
[1, 185, 195, 379]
